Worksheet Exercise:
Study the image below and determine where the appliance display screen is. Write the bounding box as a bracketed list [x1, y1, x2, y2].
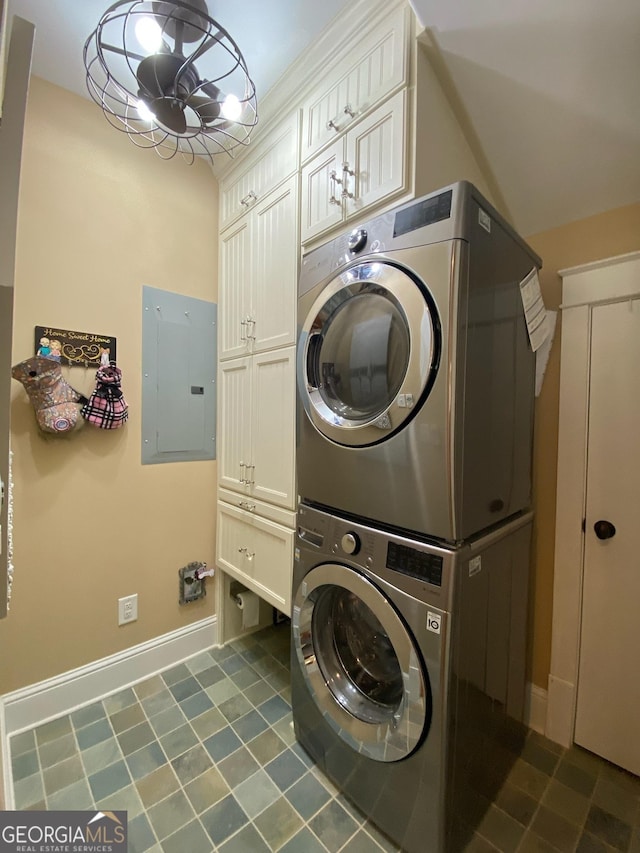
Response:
[393, 190, 453, 237]
[386, 542, 443, 586]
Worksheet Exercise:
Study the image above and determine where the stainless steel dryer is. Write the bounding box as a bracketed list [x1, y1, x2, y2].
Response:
[292, 503, 533, 852]
[296, 181, 542, 542]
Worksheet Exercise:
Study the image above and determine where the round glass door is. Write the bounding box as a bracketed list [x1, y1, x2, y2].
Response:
[297, 261, 440, 447]
[292, 563, 430, 762]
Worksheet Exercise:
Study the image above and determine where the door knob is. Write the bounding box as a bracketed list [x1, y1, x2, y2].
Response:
[594, 520, 616, 540]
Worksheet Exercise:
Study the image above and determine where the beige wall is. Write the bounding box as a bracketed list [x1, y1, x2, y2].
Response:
[526, 202, 640, 688]
[0, 77, 219, 694]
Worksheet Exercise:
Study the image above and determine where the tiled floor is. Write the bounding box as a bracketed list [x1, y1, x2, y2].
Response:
[8, 624, 640, 853]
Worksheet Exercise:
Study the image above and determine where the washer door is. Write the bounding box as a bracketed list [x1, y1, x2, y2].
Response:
[297, 260, 440, 447]
[292, 563, 431, 762]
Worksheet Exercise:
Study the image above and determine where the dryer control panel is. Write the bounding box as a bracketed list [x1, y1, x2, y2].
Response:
[386, 541, 443, 587]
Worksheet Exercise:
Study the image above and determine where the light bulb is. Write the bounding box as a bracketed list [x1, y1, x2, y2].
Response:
[221, 94, 242, 121]
[135, 16, 163, 54]
[136, 100, 156, 122]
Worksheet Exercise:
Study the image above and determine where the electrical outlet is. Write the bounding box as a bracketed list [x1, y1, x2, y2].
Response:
[118, 594, 138, 626]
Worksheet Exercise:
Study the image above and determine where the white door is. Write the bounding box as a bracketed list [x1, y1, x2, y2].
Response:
[219, 219, 253, 360]
[218, 357, 252, 493]
[344, 89, 406, 218]
[574, 296, 640, 776]
[300, 140, 344, 243]
[250, 347, 296, 509]
[252, 176, 298, 354]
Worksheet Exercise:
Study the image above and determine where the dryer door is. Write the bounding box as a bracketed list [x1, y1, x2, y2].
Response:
[292, 562, 431, 762]
[297, 261, 440, 447]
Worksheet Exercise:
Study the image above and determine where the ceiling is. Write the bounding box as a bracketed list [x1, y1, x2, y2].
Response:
[6, 0, 640, 236]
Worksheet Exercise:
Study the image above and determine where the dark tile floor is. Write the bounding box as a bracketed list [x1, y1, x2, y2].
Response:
[8, 624, 640, 852]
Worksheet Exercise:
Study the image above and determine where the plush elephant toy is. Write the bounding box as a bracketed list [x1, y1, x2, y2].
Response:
[11, 356, 87, 434]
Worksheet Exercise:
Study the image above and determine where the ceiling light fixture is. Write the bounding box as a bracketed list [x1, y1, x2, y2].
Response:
[83, 0, 258, 163]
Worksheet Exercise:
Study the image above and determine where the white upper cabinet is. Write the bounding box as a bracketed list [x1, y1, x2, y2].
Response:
[300, 90, 407, 244]
[300, 6, 408, 164]
[219, 174, 298, 361]
[219, 111, 299, 232]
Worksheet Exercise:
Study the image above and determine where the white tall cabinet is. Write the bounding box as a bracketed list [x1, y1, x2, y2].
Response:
[215, 0, 496, 641]
[216, 115, 299, 635]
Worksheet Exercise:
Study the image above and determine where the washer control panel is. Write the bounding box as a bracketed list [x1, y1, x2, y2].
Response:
[296, 503, 453, 608]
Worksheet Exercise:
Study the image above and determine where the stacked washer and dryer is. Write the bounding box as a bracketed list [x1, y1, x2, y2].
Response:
[291, 181, 541, 852]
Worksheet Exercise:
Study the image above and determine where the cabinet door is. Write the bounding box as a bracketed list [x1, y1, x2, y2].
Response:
[219, 219, 253, 360]
[301, 6, 408, 163]
[249, 348, 296, 509]
[250, 515, 293, 614]
[218, 357, 252, 493]
[219, 111, 300, 232]
[216, 502, 294, 614]
[216, 502, 249, 579]
[344, 89, 407, 218]
[300, 140, 345, 244]
[252, 175, 298, 353]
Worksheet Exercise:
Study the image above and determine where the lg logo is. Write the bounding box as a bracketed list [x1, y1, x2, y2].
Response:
[427, 612, 442, 634]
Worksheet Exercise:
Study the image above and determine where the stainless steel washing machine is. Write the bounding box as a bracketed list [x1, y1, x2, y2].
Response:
[296, 181, 542, 542]
[291, 503, 533, 852]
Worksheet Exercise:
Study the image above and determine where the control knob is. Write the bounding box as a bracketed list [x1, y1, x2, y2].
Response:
[340, 532, 360, 555]
[347, 228, 368, 254]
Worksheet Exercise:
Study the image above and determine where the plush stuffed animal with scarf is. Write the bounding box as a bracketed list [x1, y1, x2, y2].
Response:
[12, 356, 87, 434]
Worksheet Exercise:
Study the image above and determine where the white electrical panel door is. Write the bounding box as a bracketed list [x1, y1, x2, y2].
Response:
[142, 287, 217, 464]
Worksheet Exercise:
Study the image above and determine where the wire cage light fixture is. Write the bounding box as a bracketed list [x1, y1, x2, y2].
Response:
[84, 0, 258, 163]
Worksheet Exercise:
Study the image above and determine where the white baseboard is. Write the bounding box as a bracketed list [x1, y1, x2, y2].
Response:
[1, 616, 217, 738]
[1, 616, 217, 808]
[545, 674, 575, 748]
[525, 681, 548, 735]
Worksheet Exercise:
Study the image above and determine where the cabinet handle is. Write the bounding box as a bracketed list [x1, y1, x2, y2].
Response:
[240, 190, 257, 207]
[245, 463, 255, 485]
[329, 171, 342, 207]
[246, 317, 256, 340]
[239, 461, 246, 484]
[238, 546, 247, 554]
[246, 552, 255, 561]
[341, 162, 356, 200]
[240, 319, 247, 341]
[327, 104, 356, 132]
[239, 501, 256, 512]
